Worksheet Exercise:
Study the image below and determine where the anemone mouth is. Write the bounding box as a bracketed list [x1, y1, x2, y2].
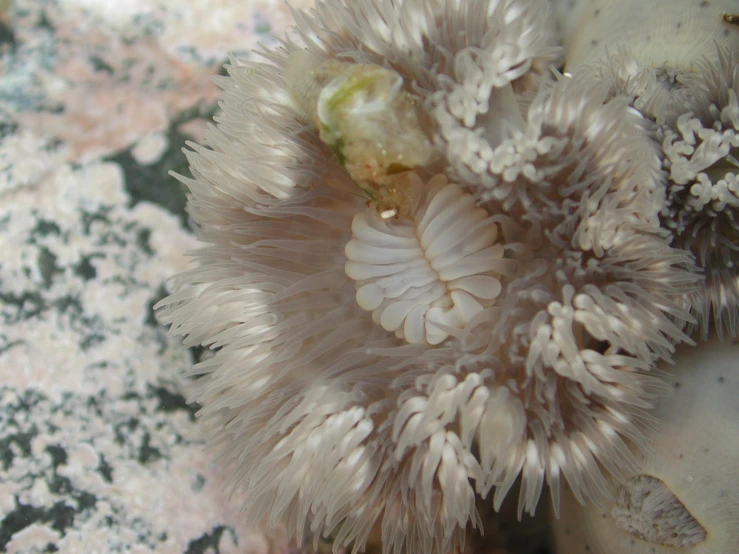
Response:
[345, 173, 516, 345]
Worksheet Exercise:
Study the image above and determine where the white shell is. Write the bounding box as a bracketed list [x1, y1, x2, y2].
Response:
[551, 335, 739, 554]
[285, 50, 436, 216]
[345, 177, 509, 345]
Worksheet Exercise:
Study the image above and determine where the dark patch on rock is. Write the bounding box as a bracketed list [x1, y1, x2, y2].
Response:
[36, 10, 55, 32]
[0, 499, 77, 550]
[0, 335, 25, 355]
[79, 329, 106, 351]
[145, 284, 168, 327]
[46, 443, 68, 466]
[38, 246, 63, 288]
[106, 135, 189, 226]
[97, 454, 114, 483]
[0, 120, 19, 139]
[0, 21, 17, 50]
[184, 525, 237, 554]
[0, 500, 48, 549]
[113, 416, 140, 446]
[0, 426, 38, 470]
[54, 294, 83, 316]
[46, 444, 73, 495]
[46, 501, 77, 534]
[89, 54, 114, 74]
[136, 227, 154, 256]
[0, 290, 47, 322]
[150, 384, 197, 420]
[191, 473, 206, 492]
[137, 431, 162, 464]
[188, 345, 208, 366]
[79, 207, 112, 236]
[31, 219, 62, 238]
[73, 254, 100, 281]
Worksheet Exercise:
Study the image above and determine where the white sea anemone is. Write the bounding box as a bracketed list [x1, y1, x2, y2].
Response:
[156, 1, 702, 553]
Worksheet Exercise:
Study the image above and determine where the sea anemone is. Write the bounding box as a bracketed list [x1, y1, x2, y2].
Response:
[156, 1, 701, 553]
[550, 335, 739, 554]
[660, 51, 739, 337]
[555, 0, 739, 337]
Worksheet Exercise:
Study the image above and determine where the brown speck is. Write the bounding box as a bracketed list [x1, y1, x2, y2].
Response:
[700, 0, 709, 6]
[724, 12, 739, 25]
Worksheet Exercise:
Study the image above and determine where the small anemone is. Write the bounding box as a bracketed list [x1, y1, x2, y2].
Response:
[612, 475, 707, 548]
[659, 49, 739, 337]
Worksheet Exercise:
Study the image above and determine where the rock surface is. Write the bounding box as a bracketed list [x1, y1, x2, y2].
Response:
[0, 0, 311, 552]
